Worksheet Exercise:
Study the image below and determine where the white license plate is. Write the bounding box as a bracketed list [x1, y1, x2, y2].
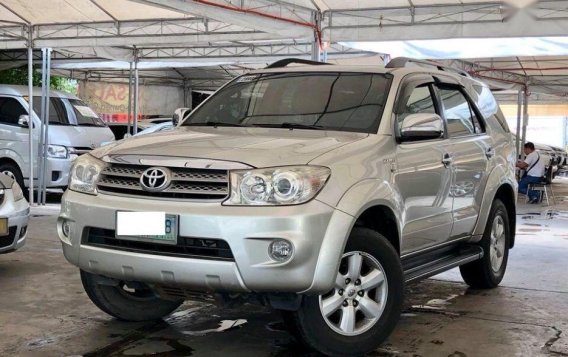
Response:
[116, 212, 178, 244]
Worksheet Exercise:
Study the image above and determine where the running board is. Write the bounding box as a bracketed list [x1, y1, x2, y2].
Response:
[403, 245, 484, 283]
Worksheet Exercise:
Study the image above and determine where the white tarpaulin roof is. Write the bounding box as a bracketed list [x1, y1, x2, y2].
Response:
[1, 0, 568, 97]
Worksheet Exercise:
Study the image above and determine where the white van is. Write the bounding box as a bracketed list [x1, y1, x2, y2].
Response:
[0, 85, 115, 189]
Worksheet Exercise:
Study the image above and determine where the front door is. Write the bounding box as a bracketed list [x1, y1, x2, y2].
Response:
[394, 81, 454, 255]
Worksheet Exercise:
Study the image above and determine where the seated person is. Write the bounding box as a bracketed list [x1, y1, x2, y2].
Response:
[516, 142, 546, 204]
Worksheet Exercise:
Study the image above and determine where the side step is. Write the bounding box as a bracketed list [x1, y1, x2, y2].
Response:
[403, 245, 484, 283]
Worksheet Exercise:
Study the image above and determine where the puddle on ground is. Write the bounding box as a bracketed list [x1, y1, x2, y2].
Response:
[120, 338, 194, 356]
[181, 319, 247, 336]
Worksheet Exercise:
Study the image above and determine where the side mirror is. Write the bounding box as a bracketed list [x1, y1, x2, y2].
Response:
[18, 115, 30, 128]
[398, 113, 444, 142]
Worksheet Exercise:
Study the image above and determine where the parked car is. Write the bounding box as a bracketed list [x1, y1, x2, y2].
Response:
[58, 58, 517, 357]
[0, 85, 115, 190]
[108, 119, 173, 140]
[0, 173, 29, 254]
[101, 122, 174, 146]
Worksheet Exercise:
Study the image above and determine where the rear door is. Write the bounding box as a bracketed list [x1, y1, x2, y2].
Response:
[434, 81, 491, 238]
[394, 75, 454, 254]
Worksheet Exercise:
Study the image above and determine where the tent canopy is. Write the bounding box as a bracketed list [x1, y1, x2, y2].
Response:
[0, 0, 568, 98]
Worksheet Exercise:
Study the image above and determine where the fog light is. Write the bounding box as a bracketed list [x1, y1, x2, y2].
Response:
[269, 240, 293, 262]
[19, 226, 27, 238]
[62, 221, 71, 237]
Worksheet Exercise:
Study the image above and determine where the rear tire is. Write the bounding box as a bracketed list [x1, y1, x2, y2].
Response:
[460, 199, 510, 289]
[284, 228, 403, 357]
[80, 270, 182, 322]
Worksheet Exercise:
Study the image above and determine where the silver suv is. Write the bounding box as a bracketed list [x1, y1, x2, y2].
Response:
[58, 58, 517, 357]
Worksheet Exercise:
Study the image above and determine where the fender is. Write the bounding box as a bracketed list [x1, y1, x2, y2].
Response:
[335, 178, 404, 243]
[0, 149, 26, 175]
[304, 179, 403, 294]
[470, 164, 518, 242]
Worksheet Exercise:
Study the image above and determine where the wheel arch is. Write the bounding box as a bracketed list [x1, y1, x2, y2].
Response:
[354, 204, 401, 255]
[493, 183, 516, 248]
[473, 164, 517, 248]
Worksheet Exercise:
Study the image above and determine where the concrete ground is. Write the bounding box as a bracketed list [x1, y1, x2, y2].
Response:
[1, 182, 568, 357]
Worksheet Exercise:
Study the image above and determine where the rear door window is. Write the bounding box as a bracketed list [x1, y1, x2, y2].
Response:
[438, 87, 484, 137]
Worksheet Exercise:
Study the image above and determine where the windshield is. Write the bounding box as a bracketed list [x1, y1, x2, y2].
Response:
[69, 99, 106, 127]
[31, 96, 70, 125]
[182, 72, 391, 133]
[29, 97, 105, 127]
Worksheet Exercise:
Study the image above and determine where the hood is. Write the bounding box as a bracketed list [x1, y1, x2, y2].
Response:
[91, 127, 368, 167]
[48, 125, 115, 149]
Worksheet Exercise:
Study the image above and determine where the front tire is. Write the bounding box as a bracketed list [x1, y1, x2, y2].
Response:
[80, 270, 182, 321]
[460, 199, 510, 289]
[284, 228, 403, 357]
[0, 162, 25, 192]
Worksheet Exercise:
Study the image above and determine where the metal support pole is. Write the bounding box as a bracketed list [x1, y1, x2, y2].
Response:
[311, 12, 322, 62]
[515, 89, 522, 158]
[383, 54, 391, 66]
[133, 57, 139, 135]
[38, 49, 46, 205]
[27, 45, 34, 205]
[127, 62, 133, 133]
[42, 48, 51, 205]
[521, 89, 529, 159]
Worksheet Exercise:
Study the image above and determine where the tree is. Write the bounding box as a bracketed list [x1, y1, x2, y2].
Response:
[0, 66, 77, 94]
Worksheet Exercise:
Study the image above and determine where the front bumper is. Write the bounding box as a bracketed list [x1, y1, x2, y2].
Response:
[58, 190, 354, 294]
[0, 191, 30, 253]
[24, 157, 74, 189]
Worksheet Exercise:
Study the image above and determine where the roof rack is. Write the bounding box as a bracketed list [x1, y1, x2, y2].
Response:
[385, 57, 471, 78]
[265, 58, 332, 69]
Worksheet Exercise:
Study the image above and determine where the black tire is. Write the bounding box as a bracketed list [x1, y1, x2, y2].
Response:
[0, 162, 25, 191]
[80, 270, 183, 322]
[460, 199, 510, 289]
[284, 228, 404, 357]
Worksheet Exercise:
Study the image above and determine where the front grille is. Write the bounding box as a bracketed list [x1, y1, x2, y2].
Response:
[84, 227, 235, 261]
[0, 227, 18, 249]
[97, 163, 229, 200]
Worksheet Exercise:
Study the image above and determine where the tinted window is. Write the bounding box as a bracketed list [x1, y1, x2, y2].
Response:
[183, 72, 391, 133]
[439, 88, 483, 137]
[69, 99, 106, 127]
[396, 84, 437, 129]
[31, 97, 70, 125]
[0, 97, 26, 125]
[473, 84, 509, 132]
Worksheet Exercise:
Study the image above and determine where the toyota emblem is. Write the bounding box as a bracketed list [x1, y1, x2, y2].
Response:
[140, 167, 171, 192]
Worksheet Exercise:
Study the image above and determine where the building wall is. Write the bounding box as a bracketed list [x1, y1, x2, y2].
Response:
[77, 81, 185, 122]
[501, 104, 568, 149]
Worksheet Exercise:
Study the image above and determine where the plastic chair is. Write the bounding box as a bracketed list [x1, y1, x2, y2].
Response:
[527, 179, 556, 206]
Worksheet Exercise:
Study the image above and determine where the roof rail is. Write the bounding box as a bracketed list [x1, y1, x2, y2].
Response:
[265, 58, 332, 69]
[385, 57, 470, 78]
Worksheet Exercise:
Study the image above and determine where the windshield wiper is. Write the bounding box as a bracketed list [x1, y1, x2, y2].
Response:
[185, 121, 246, 128]
[252, 122, 324, 130]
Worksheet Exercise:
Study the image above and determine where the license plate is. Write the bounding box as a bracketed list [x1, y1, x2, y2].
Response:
[116, 212, 178, 244]
[0, 218, 7, 236]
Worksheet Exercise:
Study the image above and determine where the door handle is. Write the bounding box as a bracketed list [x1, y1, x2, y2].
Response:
[442, 153, 453, 167]
[486, 147, 495, 159]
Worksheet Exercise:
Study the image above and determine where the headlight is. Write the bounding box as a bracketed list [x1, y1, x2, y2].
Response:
[11, 181, 24, 201]
[47, 145, 68, 159]
[69, 154, 105, 195]
[225, 166, 330, 206]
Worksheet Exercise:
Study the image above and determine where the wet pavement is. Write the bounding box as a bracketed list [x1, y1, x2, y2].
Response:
[1, 182, 568, 357]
